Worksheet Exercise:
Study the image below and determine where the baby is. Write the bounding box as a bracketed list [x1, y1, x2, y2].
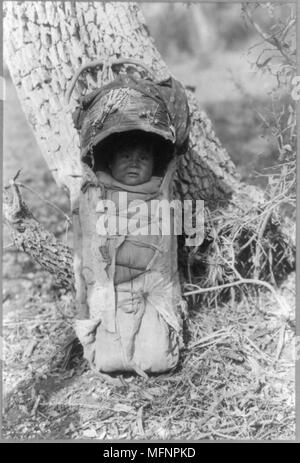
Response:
[108, 131, 155, 186]
[95, 130, 167, 285]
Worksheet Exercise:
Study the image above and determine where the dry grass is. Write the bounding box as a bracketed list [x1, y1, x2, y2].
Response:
[2, 263, 295, 440]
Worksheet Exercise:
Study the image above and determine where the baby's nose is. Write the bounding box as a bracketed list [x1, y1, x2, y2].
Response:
[130, 152, 140, 164]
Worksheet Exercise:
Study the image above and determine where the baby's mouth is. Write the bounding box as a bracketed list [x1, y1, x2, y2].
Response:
[127, 170, 139, 176]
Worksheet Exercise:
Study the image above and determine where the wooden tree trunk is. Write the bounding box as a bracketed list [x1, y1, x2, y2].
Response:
[3, 183, 74, 290]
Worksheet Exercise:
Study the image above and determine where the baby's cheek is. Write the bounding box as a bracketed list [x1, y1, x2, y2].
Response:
[116, 160, 127, 168]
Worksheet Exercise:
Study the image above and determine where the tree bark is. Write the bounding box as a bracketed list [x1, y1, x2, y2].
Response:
[3, 182, 74, 290]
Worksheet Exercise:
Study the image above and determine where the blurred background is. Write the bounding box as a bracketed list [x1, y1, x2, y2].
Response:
[141, 2, 295, 185]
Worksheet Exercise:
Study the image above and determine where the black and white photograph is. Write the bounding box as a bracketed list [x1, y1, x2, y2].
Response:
[2, 1, 297, 442]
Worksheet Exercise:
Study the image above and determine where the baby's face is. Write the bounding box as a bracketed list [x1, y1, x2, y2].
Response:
[110, 144, 154, 186]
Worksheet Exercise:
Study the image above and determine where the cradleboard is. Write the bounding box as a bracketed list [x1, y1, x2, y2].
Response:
[68, 59, 190, 375]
